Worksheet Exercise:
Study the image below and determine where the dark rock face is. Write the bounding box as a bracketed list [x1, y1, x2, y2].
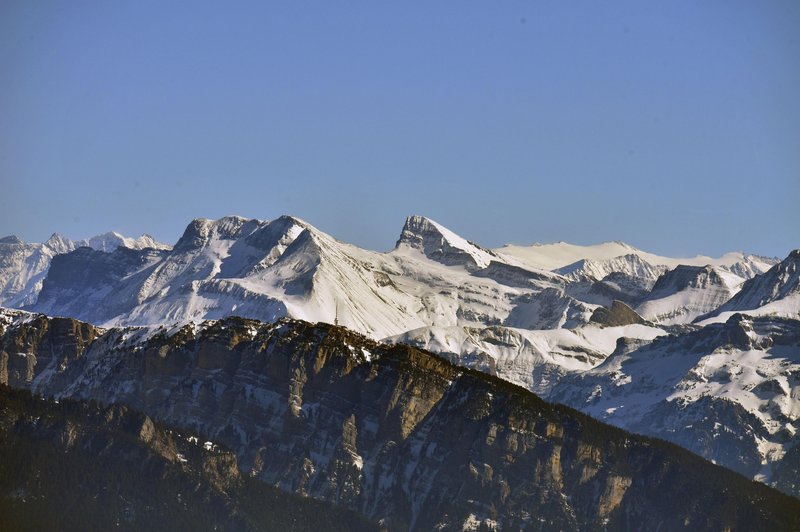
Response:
[650, 265, 727, 295]
[0, 386, 377, 532]
[1, 313, 798, 530]
[0, 314, 100, 387]
[590, 300, 648, 327]
[773, 441, 800, 497]
[590, 271, 654, 305]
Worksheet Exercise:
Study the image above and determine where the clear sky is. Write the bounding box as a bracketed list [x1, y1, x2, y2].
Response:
[1, 1, 798, 258]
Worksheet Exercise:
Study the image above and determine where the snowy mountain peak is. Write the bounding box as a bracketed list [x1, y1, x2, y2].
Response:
[556, 253, 666, 282]
[0, 235, 23, 245]
[650, 264, 734, 295]
[82, 231, 170, 252]
[174, 216, 263, 251]
[44, 233, 76, 254]
[609, 240, 636, 249]
[395, 215, 496, 270]
[696, 249, 800, 323]
[242, 215, 308, 254]
[636, 264, 739, 324]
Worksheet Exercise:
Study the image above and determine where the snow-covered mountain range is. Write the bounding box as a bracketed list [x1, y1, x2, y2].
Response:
[8, 214, 781, 334]
[550, 313, 800, 484]
[1, 214, 797, 493]
[0, 232, 168, 308]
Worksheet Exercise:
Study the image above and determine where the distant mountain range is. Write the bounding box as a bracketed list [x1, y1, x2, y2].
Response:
[0, 231, 168, 308]
[0, 214, 797, 500]
[1, 215, 783, 333]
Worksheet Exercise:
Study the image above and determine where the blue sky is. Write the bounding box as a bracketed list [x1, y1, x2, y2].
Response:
[1, 1, 798, 257]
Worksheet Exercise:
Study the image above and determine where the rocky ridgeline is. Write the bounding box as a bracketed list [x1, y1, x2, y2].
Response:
[1, 311, 798, 530]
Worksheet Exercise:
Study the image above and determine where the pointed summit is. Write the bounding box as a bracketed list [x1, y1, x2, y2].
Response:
[44, 233, 76, 254]
[697, 249, 800, 322]
[556, 253, 666, 283]
[394, 215, 496, 270]
[636, 265, 738, 324]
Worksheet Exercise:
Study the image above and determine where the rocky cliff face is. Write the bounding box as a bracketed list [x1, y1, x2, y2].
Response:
[1, 311, 798, 530]
[0, 385, 376, 531]
[589, 300, 648, 327]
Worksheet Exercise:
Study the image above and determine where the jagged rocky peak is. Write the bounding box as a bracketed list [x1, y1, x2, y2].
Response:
[0, 235, 23, 245]
[173, 215, 264, 251]
[775, 249, 800, 278]
[722, 253, 782, 279]
[721, 313, 760, 350]
[650, 264, 729, 294]
[697, 249, 800, 321]
[636, 264, 738, 325]
[557, 253, 666, 282]
[590, 300, 648, 327]
[395, 215, 496, 270]
[243, 215, 310, 253]
[43, 232, 76, 254]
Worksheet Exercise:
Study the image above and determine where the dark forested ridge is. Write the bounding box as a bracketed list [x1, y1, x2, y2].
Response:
[1, 312, 800, 530]
[0, 385, 378, 532]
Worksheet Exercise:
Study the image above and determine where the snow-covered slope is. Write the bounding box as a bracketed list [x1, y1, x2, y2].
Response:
[550, 313, 800, 485]
[0, 232, 169, 308]
[395, 215, 500, 270]
[635, 265, 742, 325]
[0, 235, 66, 308]
[19, 213, 790, 357]
[697, 250, 800, 324]
[500, 241, 777, 278]
[388, 322, 666, 396]
[558, 254, 669, 307]
[80, 231, 170, 253]
[29, 215, 592, 339]
[556, 253, 667, 283]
